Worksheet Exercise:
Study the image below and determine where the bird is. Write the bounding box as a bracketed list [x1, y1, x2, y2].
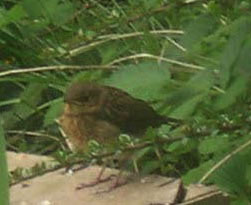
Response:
[59, 103, 120, 152]
[59, 81, 181, 190]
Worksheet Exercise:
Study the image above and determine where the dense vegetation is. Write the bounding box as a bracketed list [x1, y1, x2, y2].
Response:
[1, 0, 251, 203]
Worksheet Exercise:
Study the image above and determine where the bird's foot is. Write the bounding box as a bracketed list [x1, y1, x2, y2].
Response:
[95, 176, 128, 193]
[76, 174, 115, 190]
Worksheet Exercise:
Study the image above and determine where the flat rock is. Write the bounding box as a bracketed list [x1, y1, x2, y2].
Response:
[7, 151, 55, 171]
[8, 152, 229, 205]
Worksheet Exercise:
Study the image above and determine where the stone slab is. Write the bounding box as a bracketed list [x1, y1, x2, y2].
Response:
[8, 152, 229, 205]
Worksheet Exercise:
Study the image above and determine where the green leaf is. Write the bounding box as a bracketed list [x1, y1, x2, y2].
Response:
[142, 0, 162, 10]
[214, 75, 248, 110]
[40, 0, 59, 17]
[0, 4, 27, 27]
[199, 136, 230, 155]
[72, 70, 104, 84]
[211, 154, 250, 198]
[3, 83, 47, 129]
[181, 14, 217, 51]
[0, 124, 9, 205]
[7, 5, 27, 22]
[99, 42, 129, 64]
[214, 35, 251, 110]
[23, 0, 75, 26]
[169, 94, 204, 118]
[234, 36, 251, 76]
[141, 160, 160, 175]
[133, 147, 153, 161]
[219, 17, 251, 88]
[141, 32, 160, 54]
[167, 71, 214, 117]
[165, 138, 198, 155]
[43, 98, 64, 127]
[50, 1, 74, 26]
[104, 62, 170, 101]
[182, 160, 214, 184]
[245, 165, 251, 187]
[22, 0, 45, 18]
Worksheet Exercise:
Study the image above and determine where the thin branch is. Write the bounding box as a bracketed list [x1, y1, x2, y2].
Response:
[68, 30, 184, 57]
[199, 138, 251, 183]
[6, 130, 61, 142]
[68, 39, 110, 57]
[10, 162, 64, 186]
[165, 36, 187, 52]
[98, 30, 184, 40]
[0, 53, 205, 78]
[108, 53, 205, 71]
[212, 86, 225, 94]
[0, 65, 117, 78]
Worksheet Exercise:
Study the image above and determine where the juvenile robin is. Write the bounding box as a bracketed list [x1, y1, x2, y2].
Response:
[59, 82, 180, 189]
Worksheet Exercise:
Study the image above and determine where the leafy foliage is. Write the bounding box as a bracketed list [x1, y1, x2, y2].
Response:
[104, 62, 171, 100]
[0, 124, 9, 205]
[211, 153, 251, 204]
[1, 0, 251, 203]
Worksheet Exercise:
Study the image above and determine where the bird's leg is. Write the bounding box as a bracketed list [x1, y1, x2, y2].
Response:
[109, 156, 139, 189]
[76, 165, 114, 190]
[109, 170, 127, 189]
[76, 164, 129, 192]
[97, 152, 139, 192]
[96, 156, 137, 193]
[94, 170, 129, 194]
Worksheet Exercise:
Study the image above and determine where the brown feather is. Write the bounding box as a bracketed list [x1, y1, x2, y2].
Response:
[60, 82, 180, 151]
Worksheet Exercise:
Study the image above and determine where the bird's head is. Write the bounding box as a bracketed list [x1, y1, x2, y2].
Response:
[64, 82, 101, 106]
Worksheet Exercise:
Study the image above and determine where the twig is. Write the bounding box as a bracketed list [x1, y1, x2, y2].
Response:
[6, 130, 60, 142]
[0, 65, 117, 78]
[165, 36, 187, 52]
[6, 130, 68, 152]
[199, 138, 251, 183]
[97, 30, 184, 40]
[108, 53, 205, 71]
[68, 30, 184, 57]
[10, 162, 64, 186]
